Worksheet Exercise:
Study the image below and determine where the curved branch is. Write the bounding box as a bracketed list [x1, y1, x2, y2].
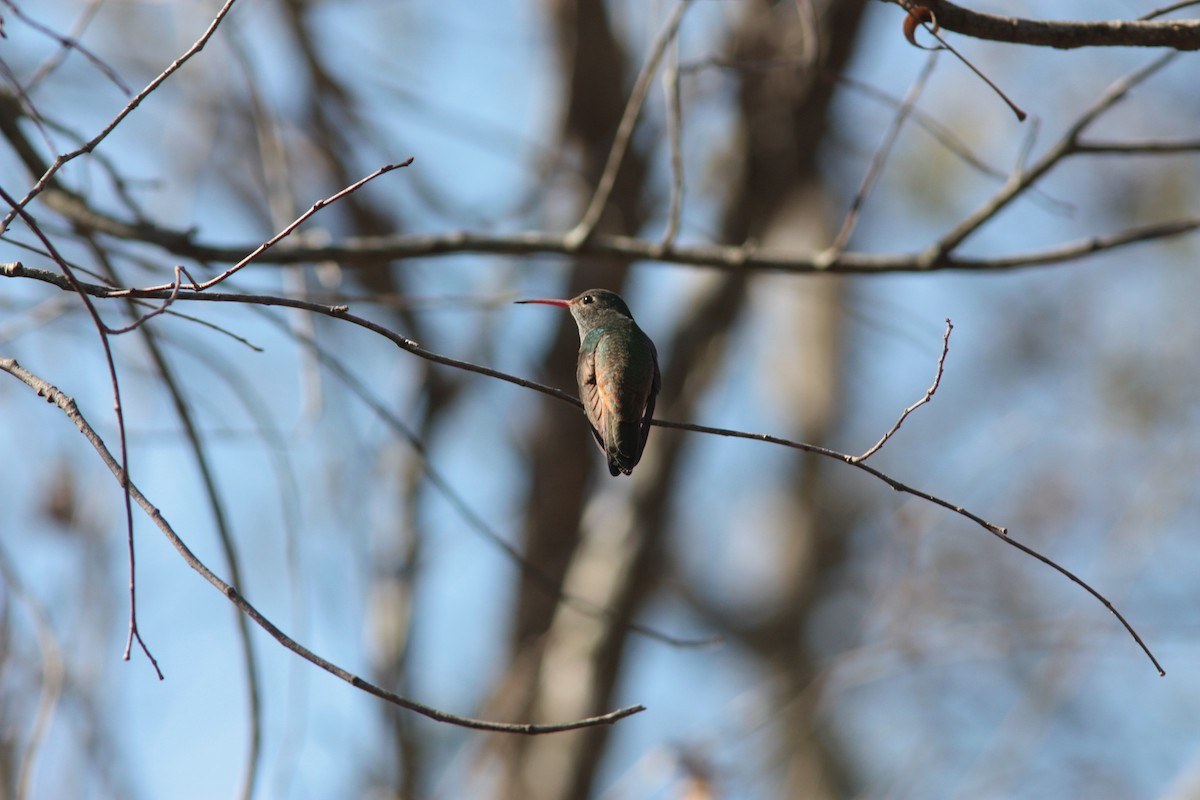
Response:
[0, 262, 1009, 534]
[0, 187, 162, 680]
[1, 94, 1195, 275]
[0, 262, 1165, 676]
[651, 416, 1164, 677]
[0, 357, 646, 735]
[908, 1, 1200, 50]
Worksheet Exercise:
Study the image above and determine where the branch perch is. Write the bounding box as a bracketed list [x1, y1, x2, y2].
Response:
[0, 263, 1165, 676]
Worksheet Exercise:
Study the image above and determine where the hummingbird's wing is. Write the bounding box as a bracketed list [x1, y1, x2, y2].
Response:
[637, 338, 661, 462]
[576, 343, 615, 470]
[578, 326, 657, 476]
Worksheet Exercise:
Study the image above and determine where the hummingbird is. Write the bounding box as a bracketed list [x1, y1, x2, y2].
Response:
[517, 289, 661, 476]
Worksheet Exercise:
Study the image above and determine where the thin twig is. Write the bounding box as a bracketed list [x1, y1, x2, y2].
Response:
[0, 191, 162, 680]
[1142, 0, 1200, 20]
[0, 0, 239, 235]
[827, 52, 939, 256]
[660, 29, 684, 249]
[105, 265, 199, 334]
[138, 160, 413, 294]
[0, 357, 647, 733]
[903, 5, 1027, 121]
[565, 0, 694, 249]
[853, 318, 952, 462]
[926, 52, 1177, 263]
[1074, 139, 1200, 154]
[0, 0, 130, 94]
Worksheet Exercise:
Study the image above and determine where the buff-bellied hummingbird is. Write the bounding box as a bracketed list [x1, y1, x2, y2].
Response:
[517, 289, 661, 476]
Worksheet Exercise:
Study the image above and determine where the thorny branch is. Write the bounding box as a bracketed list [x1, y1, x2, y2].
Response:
[0, 261, 1165, 676]
[0, 356, 646, 735]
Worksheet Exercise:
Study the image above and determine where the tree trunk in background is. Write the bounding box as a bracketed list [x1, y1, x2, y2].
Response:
[488, 2, 869, 798]
[486, 0, 648, 795]
[707, 5, 869, 795]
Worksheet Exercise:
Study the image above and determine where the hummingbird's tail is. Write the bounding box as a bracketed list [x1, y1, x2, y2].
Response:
[605, 419, 645, 476]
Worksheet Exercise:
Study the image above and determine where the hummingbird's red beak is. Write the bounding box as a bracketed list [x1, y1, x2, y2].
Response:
[515, 298, 571, 307]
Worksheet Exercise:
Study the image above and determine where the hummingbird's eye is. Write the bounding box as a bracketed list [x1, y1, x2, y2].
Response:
[582, 295, 594, 304]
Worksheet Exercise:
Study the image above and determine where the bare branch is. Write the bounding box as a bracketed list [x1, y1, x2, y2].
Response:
[2, 258, 1165, 676]
[0, 188, 161, 680]
[1075, 138, 1200, 155]
[901, 0, 1200, 50]
[5, 175, 1200, 279]
[141, 160, 413, 294]
[0, 356, 647, 734]
[926, 52, 1179, 262]
[565, 0, 694, 249]
[853, 318, 952, 462]
[1143, 1, 1200, 20]
[0, 0, 240, 234]
[651, 416, 1164, 677]
[660, 30, 684, 248]
[0, 0, 130, 94]
[949, 216, 1200, 270]
[827, 52, 939, 255]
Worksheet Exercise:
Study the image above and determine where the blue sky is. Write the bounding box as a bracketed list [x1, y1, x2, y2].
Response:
[2, 2, 1200, 798]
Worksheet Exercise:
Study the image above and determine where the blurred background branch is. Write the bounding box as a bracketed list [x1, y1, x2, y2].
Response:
[1, 1, 1197, 799]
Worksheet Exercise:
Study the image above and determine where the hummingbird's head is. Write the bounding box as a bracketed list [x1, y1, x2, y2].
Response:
[567, 289, 633, 320]
[516, 288, 635, 331]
